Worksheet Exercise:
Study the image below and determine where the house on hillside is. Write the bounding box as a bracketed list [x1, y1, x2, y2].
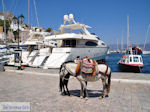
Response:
[0, 12, 14, 21]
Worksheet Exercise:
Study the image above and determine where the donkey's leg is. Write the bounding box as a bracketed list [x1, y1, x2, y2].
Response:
[64, 79, 70, 96]
[77, 76, 88, 99]
[80, 82, 84, 99]
[101, 76, 107, 98]
[77, 77, 84, 98]
[59, 76, 67, 95]
[65, 84, 70, 96]
[83, 81, 88, 100]
[62, 80, 67, 95]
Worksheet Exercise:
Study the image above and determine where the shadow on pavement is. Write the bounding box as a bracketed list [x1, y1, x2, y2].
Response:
[65, 89, 105, 98]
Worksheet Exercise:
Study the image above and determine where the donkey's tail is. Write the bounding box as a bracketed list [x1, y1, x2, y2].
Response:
[107, 72, 111, 93]
[59, 64, 64, 92]
[59, 76, 63, 92]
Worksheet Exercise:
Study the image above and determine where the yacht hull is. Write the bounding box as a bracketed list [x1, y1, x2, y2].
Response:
[44, 47, 108, 68]
[118, 63, 143, 73]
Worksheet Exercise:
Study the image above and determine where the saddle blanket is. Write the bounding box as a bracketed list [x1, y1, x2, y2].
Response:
[81, 59, 94, 75]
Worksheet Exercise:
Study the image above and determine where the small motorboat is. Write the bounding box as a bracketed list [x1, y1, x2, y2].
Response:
[118, 48, 144, 73]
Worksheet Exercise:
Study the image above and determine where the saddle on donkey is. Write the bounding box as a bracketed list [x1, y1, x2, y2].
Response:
[75, 56, 98, 77]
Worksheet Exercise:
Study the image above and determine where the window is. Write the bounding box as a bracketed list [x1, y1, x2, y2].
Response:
[85, 41, 98, 46]
[133, 57, 139, 62]
[102, 43, 105, 46]
[63, 40, 76, 47]
[140, 57, 142, 62]
[130, 57, 132, 62]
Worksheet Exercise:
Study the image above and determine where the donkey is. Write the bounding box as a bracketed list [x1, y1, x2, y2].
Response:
[59, 61, 111, 99]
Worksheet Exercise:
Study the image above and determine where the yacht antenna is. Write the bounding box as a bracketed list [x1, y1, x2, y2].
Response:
[143, 24, 150, 49]
[1, 0, 7, 47]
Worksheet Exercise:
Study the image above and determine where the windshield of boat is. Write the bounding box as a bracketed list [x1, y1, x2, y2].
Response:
[133, 56, 139, 62]
[64, 29, 85, 34]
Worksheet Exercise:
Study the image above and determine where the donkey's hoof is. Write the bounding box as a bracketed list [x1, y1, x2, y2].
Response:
[99, 96, 103, 100]
[85, 97, 88, 101]
[102, 95, 106, 98]
[80, 96, 83, 99]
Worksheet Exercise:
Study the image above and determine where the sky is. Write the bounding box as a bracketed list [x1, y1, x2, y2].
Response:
[1, 0, 150, 45]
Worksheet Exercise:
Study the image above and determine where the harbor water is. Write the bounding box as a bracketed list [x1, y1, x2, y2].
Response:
[106, 53, 150, 73]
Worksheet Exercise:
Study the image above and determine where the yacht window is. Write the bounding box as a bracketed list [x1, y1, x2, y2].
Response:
[127, 59, 129, 63]
[140, 57, 142, 62]
[130, 57, 132, 62]
[96, 37, 100, 40]
[66, 40, 70, 46]
[122, 59, 125, 62]
[102, 43, 105, 46]
[63, 40, 76, 47]
[85, 41, 97, 46]
[133, 57, 139, 62]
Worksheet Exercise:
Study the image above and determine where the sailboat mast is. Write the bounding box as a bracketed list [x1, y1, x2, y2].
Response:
[121, 29, 124, 50]
[117, 39, 119, 51]
[28, 0, 30, 26]
[144, 24, 150, 49]
[127, 15, 130, 49]
[1, 0, 7, 46]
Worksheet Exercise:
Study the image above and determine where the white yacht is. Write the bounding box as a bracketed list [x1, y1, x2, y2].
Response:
[7, 28, 51, 66]
[21, 29, 51, 67]
[43, 14, 108, 68]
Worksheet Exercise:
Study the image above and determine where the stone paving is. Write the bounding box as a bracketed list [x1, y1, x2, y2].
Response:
[0, 71, 150, 112]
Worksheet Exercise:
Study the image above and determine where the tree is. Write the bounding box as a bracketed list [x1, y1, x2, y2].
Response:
[46, 28, 52, 32]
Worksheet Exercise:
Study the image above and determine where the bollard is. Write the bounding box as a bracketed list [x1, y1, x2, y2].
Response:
[0, 62, 5, 72]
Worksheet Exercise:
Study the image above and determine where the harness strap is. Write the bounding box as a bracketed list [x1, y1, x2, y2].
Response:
[99, 71, 108, 76]
[105, 64, 108, 75]
[62, 77, 69, 80]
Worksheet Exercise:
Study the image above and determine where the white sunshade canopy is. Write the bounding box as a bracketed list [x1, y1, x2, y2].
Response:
[59, 23, 91, 31]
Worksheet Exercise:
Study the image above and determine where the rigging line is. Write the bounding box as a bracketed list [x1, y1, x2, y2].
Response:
[9, 0, 16, 13]
[11, 0, 19, 14]
[143, 24, 150, 49]
[30, 0, 35, 27]
[33, 0, 39, 27]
